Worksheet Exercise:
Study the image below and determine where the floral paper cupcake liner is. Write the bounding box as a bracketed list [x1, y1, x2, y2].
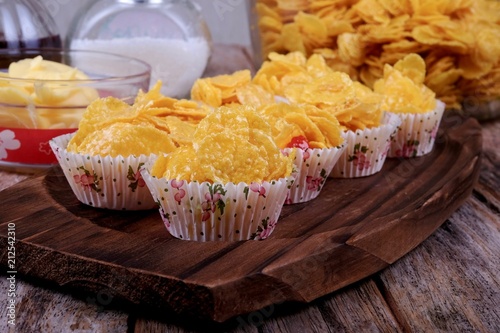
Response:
[387, 100, 446, 158]
[283, 146, 345, 204]
[141, 168, 293, 242]
[330, 113, 401, 178]
[50, 133, 156, 210]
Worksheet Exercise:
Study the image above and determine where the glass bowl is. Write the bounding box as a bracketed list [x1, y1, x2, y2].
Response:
[66, 0, 212, 98]
[0, 48, 151, 172]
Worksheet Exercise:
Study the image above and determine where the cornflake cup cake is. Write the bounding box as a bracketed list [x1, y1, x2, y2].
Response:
[141, 105, 295, 242]
[271, 64, 400, 177]
[374, 53, 446, 158]
[257, 103, 345, 203]
[246, 51, 401, 178]
[50, 82, 204, 210]
[190, 56, 347, 203]
[331, 112, 401, 178]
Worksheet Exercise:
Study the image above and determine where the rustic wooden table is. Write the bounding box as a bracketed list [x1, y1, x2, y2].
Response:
[1, 45, 499, 332]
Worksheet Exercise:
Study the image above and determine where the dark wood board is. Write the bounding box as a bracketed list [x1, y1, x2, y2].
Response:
[0, 113, 482, 322]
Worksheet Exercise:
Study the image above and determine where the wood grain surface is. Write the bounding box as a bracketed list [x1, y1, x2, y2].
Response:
[0, 113, 482, 324]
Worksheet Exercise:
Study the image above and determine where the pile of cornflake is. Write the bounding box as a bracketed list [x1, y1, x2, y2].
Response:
[255, 0, 500, 109]
[150, 104, 294, 184]
[67, 82, 209, 157]
[192, 51, 384, 134]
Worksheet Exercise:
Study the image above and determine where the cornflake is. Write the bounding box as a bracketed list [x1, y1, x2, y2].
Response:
[254, 0, 500, 109]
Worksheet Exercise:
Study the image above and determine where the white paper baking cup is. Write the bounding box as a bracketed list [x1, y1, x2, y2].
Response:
[50, 133, 157, 210]
[330, 113, 401, 178]
[283, 146, 345, 204]
[387, 100, 446, 158]
[141, 168, 293, 241]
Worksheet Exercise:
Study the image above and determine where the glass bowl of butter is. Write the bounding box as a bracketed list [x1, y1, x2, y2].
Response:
[0, 48, 151, 172]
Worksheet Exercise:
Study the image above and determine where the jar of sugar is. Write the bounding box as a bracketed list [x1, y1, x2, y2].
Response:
[67, 0, 212, 98]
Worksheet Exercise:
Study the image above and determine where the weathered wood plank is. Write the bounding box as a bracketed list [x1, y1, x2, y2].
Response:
[0, 171, 29, 192]
[377, 197, 500, 333]
[132, 280, 401, 333]
[0, 277, 129, 333]
[133, 314, 260, 333]
[314, 280, 401, 333]
[259, 305, 333, 333]
[475, 120, 500, 210]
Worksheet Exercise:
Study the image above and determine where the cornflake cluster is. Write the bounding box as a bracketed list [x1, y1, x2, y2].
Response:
[254, 0, 500, 109]
[67, 82, 208, 157]
[150, 105, 295, 184]
[191, 52, 382, 140]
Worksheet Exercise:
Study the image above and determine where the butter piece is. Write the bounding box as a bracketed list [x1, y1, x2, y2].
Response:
[0, 56, 99, 129]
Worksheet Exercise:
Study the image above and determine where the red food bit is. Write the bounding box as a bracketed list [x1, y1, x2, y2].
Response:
[286, 136, 309, 149]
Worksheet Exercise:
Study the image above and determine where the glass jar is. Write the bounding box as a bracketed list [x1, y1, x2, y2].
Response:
[67, 0, 212, 98]
[0, 0, 62, 66]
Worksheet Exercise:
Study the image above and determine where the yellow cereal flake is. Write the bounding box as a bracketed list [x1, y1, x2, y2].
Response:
[196, 132, 269, 184]
[68, 97, 133, 149]
[374, 54, 437, 113]
[257, 104, 302, 148]
[283, 112, 325, 144]
[189, 79, 222, 107]
[236, 83, 275, 107]
[194, 104, 253, 140]
[254, 0, 500, 109]
[210, 70, 251, 88]
[152, 105, 294, 184]
[73, 122, 177, 157]
[190, 70, 252, 107]
[252, 52, 383, 131]
[393, 53, 426, 85]
[163, 116, 196, 146]
[257, 103, 343, 148]
[285, 72, 357, 106]
[151, 146, 199, 181]
[68, 81, 206, 156]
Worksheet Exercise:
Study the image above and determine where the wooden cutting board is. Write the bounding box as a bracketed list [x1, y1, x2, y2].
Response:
[0, 113, 482, 322]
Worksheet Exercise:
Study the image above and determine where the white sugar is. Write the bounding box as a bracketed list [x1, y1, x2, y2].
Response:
[71, 37, 210, 98]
